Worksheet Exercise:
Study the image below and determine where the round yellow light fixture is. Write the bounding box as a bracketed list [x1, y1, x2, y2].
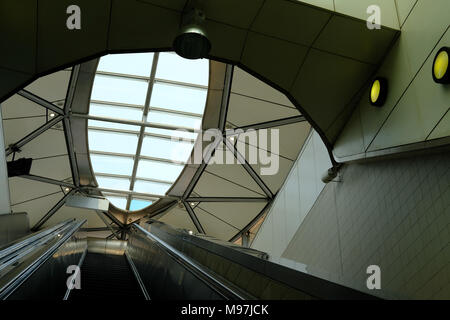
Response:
[369, 77, 388, 107]
[433, 47, 450, 84]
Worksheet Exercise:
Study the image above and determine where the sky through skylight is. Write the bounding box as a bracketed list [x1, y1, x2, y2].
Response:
[88, 52, 209, 211]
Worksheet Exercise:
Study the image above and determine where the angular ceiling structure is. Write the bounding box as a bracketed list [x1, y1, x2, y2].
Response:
[2, 54, 311, 242]
[0, 0, 399, 242]
[0, 0, 399, 148]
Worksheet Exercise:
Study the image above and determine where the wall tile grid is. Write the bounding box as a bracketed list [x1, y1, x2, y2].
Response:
[281, 150, 449, 299]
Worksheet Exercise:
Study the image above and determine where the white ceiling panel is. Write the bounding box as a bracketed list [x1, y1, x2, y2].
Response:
[231, 67, 294, 107]
[198, 202, 267, 230]
[25, 70, 71, 104]
[158, 205, 197, 231]
[227, 92, 300, 128]
[11, 191, 63, 228]
[8, 177, 61, 205]
[195, 207, 239, 241]
[1, 94, 45, 118]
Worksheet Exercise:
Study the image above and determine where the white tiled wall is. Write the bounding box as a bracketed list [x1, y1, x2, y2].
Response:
[282, 150, 450, 299]
[251, 130, 332, 262]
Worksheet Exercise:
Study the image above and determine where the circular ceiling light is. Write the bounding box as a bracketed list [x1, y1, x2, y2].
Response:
[173, 9, 211, 60]
[369, 77, 388, 107]
[432, 47, 450, 84]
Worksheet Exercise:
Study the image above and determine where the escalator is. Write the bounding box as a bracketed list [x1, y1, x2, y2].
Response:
[0, 218, 378, 300]
[69, 253, 144, 300]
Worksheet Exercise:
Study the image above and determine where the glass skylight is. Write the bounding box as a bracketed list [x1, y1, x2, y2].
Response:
[88, 52, 209, 211]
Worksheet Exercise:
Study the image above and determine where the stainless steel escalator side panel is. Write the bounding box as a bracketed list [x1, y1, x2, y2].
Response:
[136, 221, 379, 300]
[127, 226, 245, 300]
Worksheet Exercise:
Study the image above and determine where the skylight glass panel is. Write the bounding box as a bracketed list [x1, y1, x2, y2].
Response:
[141, 136, 193, 163]
[150, 83, 207, 114]
[106, 195, 128, 209]
[97, 52, 154, 77]
[156, 53, 209, 86]
[145, 127, 198, 140]
[147, 110, 202, 129]
[129, 199, 153, 211]
[91, 75, 148, 105]
[88, 119, 140, 132]
[90, 154, 134, 176]
[96, 176, 130, 191]
[88, 130, 138, 154]
[136, 159, 184, 182]
[89, 103, 143, 121]
[134, 180, 172, 195]
[88, 52, 209, 212]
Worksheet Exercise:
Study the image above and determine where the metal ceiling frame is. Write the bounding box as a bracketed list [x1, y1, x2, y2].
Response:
[186, 197, 267, 203]
[229, 200, 272, 243]
[95, 171, 174, 185]
[63, 65, 81, 187]
[226, 115, 306, 133]
[183, 200, 205, 233]
[90, 150, 186, 165]
[31, 189, 76, 231]
[20, 174, 75, 189]
[72, 113, 199, 133]
[128, 52, 158, 210]
[8, 58, 300, 241]
[95, 70, 208, 90]
[223, 137, 273, 199]
[87, 125, 196, 143]
[17, 90, 65, 116]
[90, 99, 204, 118]
[95, 210, 121, 239]
[5, 115, 63, 156]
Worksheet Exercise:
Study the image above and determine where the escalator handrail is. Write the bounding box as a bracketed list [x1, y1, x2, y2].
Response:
[0, 221, 77, 274]
[0, 219, 86, 300]
[0, 219, 75, 260]
[132, 223, 251, 300]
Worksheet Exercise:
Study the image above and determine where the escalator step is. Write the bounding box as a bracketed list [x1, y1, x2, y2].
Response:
[69, 253, 144, 300]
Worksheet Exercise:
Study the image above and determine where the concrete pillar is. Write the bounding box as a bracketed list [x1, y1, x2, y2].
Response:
[0, 104, 11, 214]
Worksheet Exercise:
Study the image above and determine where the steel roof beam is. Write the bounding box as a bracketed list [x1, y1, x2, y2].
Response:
[186, 197, 268, 203]
[96, 210, 122, 239]
[5, 115, 63, 156]
[229, 200, 272, 243]
[183, 200, 205, 234]
[126, 53, 160, 210]
[223, 137, 273, 199]
[71, 113, 197, 133]
[17, 90, 64, 116]
[19, 174, 76, 189]
[225, 115, 306, 134]
[31, 189, 76, 231]
[63, 65, 81, 187]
